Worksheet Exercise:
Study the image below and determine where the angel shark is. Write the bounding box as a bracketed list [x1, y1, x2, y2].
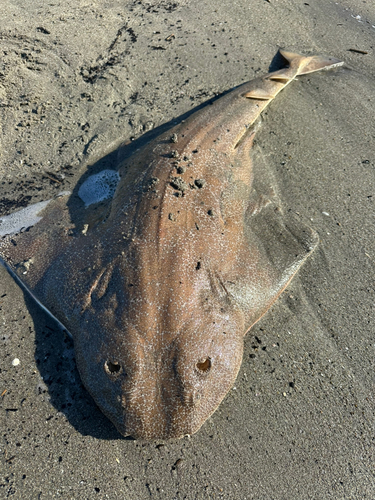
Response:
[0, 50, 343, 440]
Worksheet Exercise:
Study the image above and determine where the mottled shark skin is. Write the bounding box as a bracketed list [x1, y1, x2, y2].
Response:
[0, 50, 343, 440]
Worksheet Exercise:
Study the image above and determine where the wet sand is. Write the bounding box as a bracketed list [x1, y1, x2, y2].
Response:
[1, 0, 374, 498]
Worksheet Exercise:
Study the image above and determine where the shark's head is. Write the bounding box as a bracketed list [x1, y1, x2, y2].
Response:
[72, 285, 245, 440]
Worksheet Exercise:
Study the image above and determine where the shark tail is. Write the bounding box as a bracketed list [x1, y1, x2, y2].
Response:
[279, 49, 344, 76]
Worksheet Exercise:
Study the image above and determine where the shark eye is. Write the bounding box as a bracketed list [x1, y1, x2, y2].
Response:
[104, 360, 123, 377]
[196, 357, 211, 373]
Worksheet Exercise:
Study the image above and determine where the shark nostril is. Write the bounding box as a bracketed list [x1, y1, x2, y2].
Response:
[104, 360, 123, 377]
[196, 357, 211, 373]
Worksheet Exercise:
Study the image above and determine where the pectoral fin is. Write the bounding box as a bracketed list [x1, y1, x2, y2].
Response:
[226, 147, 318, 333]
[229, 206, 318, 334]
[0, 193, 74, 291]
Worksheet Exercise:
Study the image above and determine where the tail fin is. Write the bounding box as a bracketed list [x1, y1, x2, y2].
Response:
[279, 49, 344, 76]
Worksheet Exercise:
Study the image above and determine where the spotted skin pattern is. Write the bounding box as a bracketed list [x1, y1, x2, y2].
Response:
[0, 51, 343, 440]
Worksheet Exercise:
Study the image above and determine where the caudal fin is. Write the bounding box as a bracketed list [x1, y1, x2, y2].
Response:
[279, 49, 344, 76]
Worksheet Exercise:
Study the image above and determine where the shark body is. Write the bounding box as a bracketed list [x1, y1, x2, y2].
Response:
[0, 50, 343, 440]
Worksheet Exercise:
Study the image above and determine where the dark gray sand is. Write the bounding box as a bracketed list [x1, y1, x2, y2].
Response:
[1, 0, 374, 498]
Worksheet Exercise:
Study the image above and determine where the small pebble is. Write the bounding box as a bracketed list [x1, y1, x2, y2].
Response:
[194, 179, 206, 189]
[12, 358, 20, 366]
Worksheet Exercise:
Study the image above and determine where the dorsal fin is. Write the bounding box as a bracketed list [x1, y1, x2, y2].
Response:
[243, 89, 274, 100]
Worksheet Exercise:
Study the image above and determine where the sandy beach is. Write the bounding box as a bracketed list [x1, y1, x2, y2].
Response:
[1, 0, 374, 498]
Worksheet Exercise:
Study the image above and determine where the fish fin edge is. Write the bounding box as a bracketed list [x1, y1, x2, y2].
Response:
[279, 49, 344, 75]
